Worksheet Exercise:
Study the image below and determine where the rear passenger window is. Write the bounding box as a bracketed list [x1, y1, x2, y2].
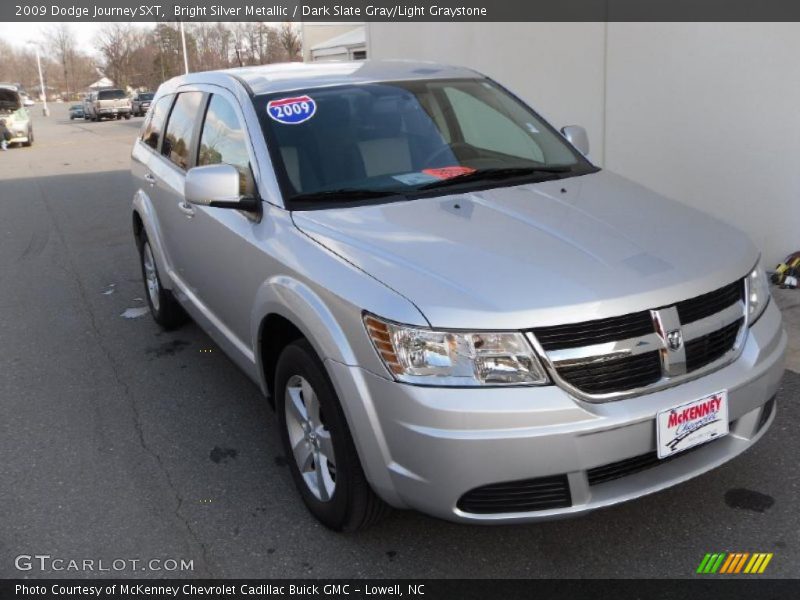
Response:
[141, 95, 172, 150]
[162, 92, 204, 170]
[198, 94, 254, 195]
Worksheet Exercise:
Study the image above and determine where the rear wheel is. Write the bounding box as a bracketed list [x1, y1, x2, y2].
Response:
[22, 129, 33, 147]
[276, 339, 390, 531]
[137, 232, 187, 330]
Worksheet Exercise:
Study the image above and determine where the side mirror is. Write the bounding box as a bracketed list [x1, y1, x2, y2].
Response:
[560, 125, 590, 156]
[184, 164, 259, 211]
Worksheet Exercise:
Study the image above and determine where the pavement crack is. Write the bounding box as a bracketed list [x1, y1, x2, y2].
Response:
[32, 178, 215, 577]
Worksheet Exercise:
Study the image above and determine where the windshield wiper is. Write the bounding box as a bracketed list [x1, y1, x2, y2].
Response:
[415, 166, 572, 191]
[290, 188, 405, 203]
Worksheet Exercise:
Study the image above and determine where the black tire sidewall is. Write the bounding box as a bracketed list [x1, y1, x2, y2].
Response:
[275, 340, 357, 530]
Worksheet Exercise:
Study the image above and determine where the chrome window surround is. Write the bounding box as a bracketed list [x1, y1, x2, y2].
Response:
[526, 277, 750, 403]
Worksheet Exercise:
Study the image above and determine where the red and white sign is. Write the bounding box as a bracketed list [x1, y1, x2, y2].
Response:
[656, 390, 729, 459]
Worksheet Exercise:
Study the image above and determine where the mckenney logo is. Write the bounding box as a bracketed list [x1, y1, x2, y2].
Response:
[697, 552, 773, 574]
[667, 396, 723, 428]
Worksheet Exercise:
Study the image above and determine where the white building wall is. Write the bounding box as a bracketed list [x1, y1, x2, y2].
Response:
[604, 23, 800, 264]
[367, 22, 800, 263]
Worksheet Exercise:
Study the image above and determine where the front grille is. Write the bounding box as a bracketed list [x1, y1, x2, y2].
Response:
[457, 474, 571, 514]
[676, 280, 744, 324]
[557, 351, 662, 395]
[684, 318, 742, 371]
[533, 311, 654, 351]
[588, 443, 707, 486]
[531, 277, 746, 398]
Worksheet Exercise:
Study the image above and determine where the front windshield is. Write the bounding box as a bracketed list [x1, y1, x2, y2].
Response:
[257, 78, 597, 208]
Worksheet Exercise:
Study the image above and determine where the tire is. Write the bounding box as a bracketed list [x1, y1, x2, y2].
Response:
[124, 114, 131, 120]
[276, 339, 390, 532]
[22, 129, 32, 147]
[137, 232, 187, 330]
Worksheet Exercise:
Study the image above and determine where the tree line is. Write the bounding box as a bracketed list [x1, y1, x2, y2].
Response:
[0, 22, 302, 100]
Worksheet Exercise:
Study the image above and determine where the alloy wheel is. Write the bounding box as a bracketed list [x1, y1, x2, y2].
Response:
[284, 374, 336, 501]
[142, 242, 160, 312]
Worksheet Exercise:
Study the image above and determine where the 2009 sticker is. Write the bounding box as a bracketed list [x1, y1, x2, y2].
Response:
[267, 95, 316, 124]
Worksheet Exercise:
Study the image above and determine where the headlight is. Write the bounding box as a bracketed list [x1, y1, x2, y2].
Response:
[747, 259, 770, 325]
[363, 314, 549, 387]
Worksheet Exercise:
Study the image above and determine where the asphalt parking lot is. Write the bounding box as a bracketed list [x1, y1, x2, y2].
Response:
[0, 104, 798, 579]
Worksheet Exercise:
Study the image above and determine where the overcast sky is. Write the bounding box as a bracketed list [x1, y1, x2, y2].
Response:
[0, 22, 153, 56]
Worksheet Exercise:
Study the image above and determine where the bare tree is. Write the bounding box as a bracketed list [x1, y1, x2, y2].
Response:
[279, 22, 301, 61]
[48, 24, 76, 97]
[96, 24, 138, 89]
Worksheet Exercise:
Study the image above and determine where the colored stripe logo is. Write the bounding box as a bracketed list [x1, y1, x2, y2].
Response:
[697, 552, 773, 574]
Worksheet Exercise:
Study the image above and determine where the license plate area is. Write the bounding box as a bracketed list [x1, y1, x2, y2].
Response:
[656, 390, 729, 459]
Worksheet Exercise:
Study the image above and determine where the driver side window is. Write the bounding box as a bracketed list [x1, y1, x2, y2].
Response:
[198, 94, 255, 196]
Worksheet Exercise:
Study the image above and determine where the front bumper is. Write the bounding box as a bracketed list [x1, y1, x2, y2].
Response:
[327, 301, 786, 523]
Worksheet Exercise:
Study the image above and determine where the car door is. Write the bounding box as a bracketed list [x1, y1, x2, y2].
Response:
[170, 89, 274, 352]
[133, 93, 178, 265]
[148, 90, 206, 285]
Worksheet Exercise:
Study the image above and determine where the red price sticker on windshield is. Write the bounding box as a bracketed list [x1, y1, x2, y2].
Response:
[422, 166, 476, 180]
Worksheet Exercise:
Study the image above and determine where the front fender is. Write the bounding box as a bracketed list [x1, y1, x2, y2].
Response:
[250, 275, 410, 506]
[251, 275, 360, 393]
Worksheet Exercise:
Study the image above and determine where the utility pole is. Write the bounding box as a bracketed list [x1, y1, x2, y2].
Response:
[27, 41, 49, 117]
[179, 21, 189, 74]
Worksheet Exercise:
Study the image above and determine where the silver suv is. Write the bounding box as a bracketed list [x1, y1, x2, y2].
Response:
[85, 88, 132, 121]
[131, 61, 785, 531]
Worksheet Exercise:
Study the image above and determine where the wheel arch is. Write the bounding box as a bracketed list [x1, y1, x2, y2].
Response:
[253, 275, 360, 400]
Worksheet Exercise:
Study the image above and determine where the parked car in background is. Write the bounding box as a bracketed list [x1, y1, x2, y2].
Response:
[0, 84, 33, 147]
[20, 92, 35, 107]
[130, 61, 785, 531]
[85, 89, 132, 121]
[131, 92, 154, 117]
[69, 104, 85, 120]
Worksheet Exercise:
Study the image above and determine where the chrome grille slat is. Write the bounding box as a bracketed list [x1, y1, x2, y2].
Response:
[529, 277, 749, 401]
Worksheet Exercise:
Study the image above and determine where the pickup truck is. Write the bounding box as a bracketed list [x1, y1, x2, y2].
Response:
[85, 89, 131, 121]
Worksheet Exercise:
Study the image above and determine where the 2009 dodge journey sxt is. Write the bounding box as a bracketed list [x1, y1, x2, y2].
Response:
[130, 61, 786, 531]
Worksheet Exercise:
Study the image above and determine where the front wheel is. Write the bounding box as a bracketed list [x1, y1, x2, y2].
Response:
[137, 232, 187, 330]
[276, 340, 390, 531]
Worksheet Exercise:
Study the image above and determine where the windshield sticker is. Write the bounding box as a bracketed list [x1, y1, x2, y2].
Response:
[392, 172, 440, 186]
[422, 166, 476, 180]
[267, 95, 316, 125]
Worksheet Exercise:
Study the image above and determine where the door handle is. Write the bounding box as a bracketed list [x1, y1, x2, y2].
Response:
[177, 201, 195, 218]
[144, 173, 156, 186]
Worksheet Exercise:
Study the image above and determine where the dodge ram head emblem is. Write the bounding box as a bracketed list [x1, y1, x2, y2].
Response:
[667, 329, 684, 351]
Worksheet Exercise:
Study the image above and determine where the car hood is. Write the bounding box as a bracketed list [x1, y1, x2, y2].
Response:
[292, 170, 758, 329]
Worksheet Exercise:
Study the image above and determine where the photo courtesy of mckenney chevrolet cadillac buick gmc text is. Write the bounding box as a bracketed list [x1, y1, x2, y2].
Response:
[129, 60, 785, 531]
